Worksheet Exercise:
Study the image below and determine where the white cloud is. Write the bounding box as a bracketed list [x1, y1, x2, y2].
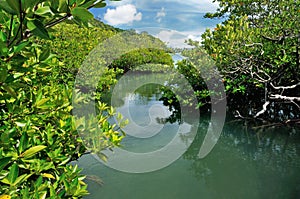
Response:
[156, 7, 166, 23]
[151, 28, 213, 48]
[187, 34, 202, 42]
[155, 30, 191, 48]
[104, 4, 142, 25]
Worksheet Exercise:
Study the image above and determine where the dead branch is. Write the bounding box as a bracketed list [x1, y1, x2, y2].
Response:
[254, 101, 270, 118]
[270, 94, 300, 101]
[270, 82, 300, 90]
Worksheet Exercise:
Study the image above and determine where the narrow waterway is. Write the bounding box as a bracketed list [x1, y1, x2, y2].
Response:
[76, 72, 300, 199]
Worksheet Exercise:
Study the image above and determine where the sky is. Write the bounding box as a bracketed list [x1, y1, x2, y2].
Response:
[90, 0, 224, 48]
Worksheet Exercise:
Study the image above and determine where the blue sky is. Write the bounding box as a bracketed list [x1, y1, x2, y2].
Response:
[90, 0, 224, 48]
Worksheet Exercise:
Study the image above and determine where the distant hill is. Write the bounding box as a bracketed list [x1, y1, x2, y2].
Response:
[39, 17, 172, 84]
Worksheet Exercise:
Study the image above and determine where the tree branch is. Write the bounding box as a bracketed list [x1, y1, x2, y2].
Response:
[19, 0, 23, 41]
[270, 94, 300, 102]
[7, 15, 14, 46]
[270, 82, 300, 90]
[45, 14, 70, 29]
[254, 101, 270, 118]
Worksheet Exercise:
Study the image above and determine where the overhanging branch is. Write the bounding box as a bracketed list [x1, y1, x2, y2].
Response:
[270, 82, 300, 90]
[270, 94, 300, 102]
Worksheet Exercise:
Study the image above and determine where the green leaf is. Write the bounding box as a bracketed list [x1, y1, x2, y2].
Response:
[8, 163, 18, 184]
[71, 7, 93, 21]
[40, 192, 47, 199]
[0, 157, 12, 171]
[13, 41, 30, 53]
[36, 103, 54, 110]
[58, 0, 68, 12]
[39, 48, 50, 62]
[13, 72, 24, 79]
[35, 98, 49, 108]
[35, 89, 43, 102]
[35, 175, 43, 187]
[2, 84, 17, 98]
[76, 0, 86, 6]
[0, 66, 7, 82]
[12, 173, 31, 186]
[35, 6, 54, 16]
[19, 132, 29, 153]
[1, 178, 11, 185]
[7, 0, 20, 13]
[0, 1, 18, 14]
[19, 145, 47, 159]
[41, 53, 56, 63]
[15, 121, 26, 127]
[27, 20, 50, 39]
[81, 1, 95, 8]
[0, 31, 7, 42]
[0, 42, 8, 56]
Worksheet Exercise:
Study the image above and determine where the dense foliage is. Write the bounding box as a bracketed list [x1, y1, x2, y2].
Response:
[40, 19, 123, 93]
[163, 0, 299, 123]
[0, 0, 125, 198]
[109, 47, 173, 72]
[201, 0, 300, 121]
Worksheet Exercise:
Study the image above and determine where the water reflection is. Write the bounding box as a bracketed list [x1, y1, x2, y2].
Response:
[76, 72, 300, 199]
[183, 116, 300, 199]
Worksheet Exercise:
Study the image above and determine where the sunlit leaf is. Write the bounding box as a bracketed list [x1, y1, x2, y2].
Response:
[0, 194, 11, 199]
[35, 98, 49, 108]
[41, 173, 55, 179]
[12, 173, 31, 186]
[19, 145, 47, 159]
[35, 6, 54, 16]
[15, 121, 26, 127]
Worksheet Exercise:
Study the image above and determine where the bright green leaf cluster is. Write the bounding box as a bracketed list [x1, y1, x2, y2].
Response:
[0, 0, 128, 198]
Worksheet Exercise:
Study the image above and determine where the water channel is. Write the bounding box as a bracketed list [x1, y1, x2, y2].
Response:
[75, 72, 300, 199]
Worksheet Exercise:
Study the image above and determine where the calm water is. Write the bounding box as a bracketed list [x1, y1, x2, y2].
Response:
[76, 73, 300, 199]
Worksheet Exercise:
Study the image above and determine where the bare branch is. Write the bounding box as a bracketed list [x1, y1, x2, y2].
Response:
[254, 101, 270, 118]
[270, 94, 300, 102]
[262, 35, 284, 43]
[270, 82, 300, 90]
[234, 110, 246, 119]
[245, 43, 263, 47]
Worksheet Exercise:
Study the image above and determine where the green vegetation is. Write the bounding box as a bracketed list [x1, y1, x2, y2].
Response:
[40, 19, 123, 95]
[0, 0, 178, 197]
[109, 47, 173, 72]
[0, 0, 127, 198]
[202, 0, 300, 121]
[163, 0, 300, 123]
[0, 0, 298, 197]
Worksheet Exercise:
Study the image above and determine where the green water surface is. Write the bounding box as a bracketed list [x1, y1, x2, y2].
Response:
[76, 73, 300, 199]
